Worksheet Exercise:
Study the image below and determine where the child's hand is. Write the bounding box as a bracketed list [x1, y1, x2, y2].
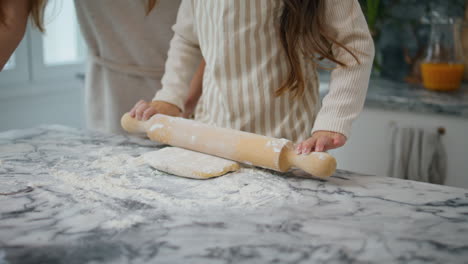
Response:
[129, 100, 181, 120]
[296, 131, 346, 154]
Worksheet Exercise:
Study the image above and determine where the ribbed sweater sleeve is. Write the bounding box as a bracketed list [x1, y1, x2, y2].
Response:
[153, 0, 202, 111]
[311, 0, 375, 138]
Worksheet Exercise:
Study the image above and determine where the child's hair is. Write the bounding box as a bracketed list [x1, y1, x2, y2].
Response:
[30, 0, 47, 32]
[277, 0, 361, 97]
[146, 0, 159, 15]
[0, 0, 47, 32]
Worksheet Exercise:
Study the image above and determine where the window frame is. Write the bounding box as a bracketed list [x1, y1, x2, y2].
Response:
[0, 15, 86, 99]
[0, 31, 31, 88]
[30, 28, 86, 84]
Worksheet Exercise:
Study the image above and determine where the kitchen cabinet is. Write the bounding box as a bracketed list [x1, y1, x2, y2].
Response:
[321, 78, 468, 188]
[330, 108, 468, 188]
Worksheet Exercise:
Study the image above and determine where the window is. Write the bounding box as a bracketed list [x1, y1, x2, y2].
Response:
[42, 0, 85, 66]
[4, 55, 16, 71]
[0, 0, 86, 97]
[0, 39, 29, 88]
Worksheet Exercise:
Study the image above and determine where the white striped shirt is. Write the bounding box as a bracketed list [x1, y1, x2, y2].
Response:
[154, 0, 374, 142]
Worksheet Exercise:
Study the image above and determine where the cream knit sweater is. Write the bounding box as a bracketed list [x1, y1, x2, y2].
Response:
[154, 0, 374, 142]
[75, 0, 180, 133]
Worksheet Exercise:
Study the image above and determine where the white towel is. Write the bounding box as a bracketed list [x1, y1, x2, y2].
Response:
[388, 124, 447, 184]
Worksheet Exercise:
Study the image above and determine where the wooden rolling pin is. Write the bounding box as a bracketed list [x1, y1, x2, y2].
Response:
[121, 113, 337, 178]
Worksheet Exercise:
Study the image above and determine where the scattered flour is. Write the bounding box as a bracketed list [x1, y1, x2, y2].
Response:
[47, 148, 303, 217]
[312, 152, 327, 160]
[90, 154, 145, 176]
[149, 123, 165, 132]
[265, 138, 290, 153]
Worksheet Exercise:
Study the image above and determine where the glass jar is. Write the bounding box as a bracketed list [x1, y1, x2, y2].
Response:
[421, 19, 465, 91]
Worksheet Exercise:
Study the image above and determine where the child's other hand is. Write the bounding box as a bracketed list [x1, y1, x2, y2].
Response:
[296, 131, 346, 154]
[129, 100, 181, 120]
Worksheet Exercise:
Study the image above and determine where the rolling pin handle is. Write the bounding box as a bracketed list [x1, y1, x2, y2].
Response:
[121, 113, 148, 134]
[284, 149, 337, 178]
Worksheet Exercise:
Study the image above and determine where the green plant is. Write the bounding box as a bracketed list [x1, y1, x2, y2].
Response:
[358, 0, 385, 73]
[359, 0, 381, 35]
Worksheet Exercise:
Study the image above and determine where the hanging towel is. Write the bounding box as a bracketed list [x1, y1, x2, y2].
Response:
[388, 124, 447, 184]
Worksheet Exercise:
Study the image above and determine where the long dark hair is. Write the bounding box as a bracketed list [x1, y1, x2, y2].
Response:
[146, 0, 158, 14]
[277, 0, 360, 97]
[0, 0, 47, 32]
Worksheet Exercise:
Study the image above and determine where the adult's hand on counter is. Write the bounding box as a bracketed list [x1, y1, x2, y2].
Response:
[296, 131, 346, 154]
[129, 100, 181, 120]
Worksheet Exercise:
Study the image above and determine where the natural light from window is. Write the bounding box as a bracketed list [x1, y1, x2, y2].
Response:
[42, 0, 84, 66]
[4, 54, 15, 70]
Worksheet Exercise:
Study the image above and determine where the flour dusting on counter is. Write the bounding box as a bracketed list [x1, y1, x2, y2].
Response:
[46, 146, 302, 213]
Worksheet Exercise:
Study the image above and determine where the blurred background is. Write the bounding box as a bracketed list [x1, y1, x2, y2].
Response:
[0, 0, 86, 131]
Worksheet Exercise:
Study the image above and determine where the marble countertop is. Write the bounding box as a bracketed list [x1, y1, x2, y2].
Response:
[319, 77, 468, 118]
[1, 126, 468, 263]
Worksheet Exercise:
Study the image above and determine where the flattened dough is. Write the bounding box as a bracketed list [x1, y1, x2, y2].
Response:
[142, 147, 240, 179]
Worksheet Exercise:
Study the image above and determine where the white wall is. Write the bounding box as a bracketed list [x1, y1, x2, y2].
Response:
[330, 108, 468, 189]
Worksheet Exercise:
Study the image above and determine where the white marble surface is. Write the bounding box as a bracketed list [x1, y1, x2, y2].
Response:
[319, 77, 468, 118]
[1, 126, 467, 264]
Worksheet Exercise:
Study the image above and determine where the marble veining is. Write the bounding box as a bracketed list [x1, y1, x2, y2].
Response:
[320, 77, 468, 118]
[1, 126, 467, 264]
